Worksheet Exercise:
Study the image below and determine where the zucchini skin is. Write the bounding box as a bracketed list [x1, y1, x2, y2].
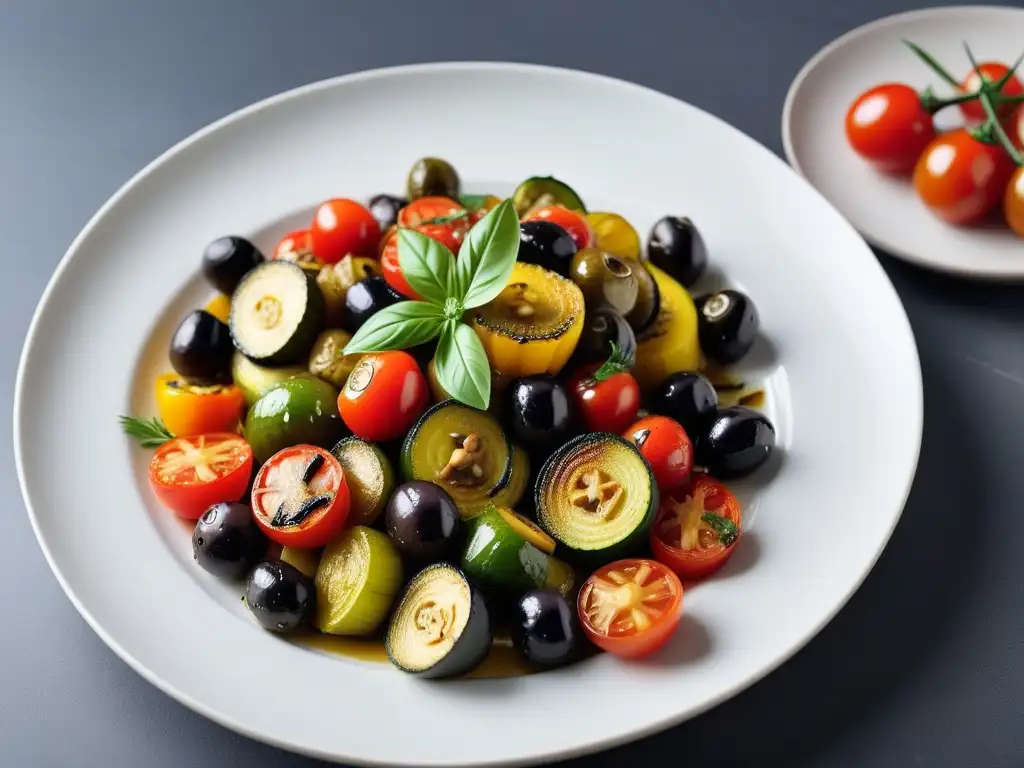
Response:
[230, 263, 326, 365]
[461, 506, 550, 592]
[385, 564, 491, 679]
[535, 432, 659, 565]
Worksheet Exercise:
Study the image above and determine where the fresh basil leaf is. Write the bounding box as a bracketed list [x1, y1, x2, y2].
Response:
[435, 320, 491, 409]
[398, 228, 458, 306]
[459, 194, 491, 211]
[343, 302, 445, 354]
[456, 198, 520, 308]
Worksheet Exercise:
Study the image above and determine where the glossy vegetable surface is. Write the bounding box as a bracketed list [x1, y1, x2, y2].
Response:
[844, 83, 936, 173]
[192, 502, 267, 579]
[623, 261, 660, 335]
[472, 263, 584, 377]
[960, 62, 1024, 121]
[512, 176, 586, 216]
[367, 193, 408, 230]
[244, 376, 345, 464]
[307, 329, 360, 389]
[317, 255, 382, 327]
[586, 212, 641, 260]
[912, 129, 1015, 225]
[1005, 166, 1024, 238]
[331, 437, 396, 527]
[170, 310, 234, 383]
[522, 205, 592, 250]
[652, 475, 741, 580]
[385, 480, 461, 561]
[314, 526, 403, 635]
[568, 363, 640, 435]
[343, 276, 405, 332]
[338, 352, 429, 442]
[646, 216, 709, 287]
[149, 434, 254, 519]
[536, 433, 657, 562]
[624, 415, 693, 492]
[385, 563, 491, 678]
[245, 561, 314, 633]
[512, 589, 580, 667]
[696, 406, 776, 479]
[649, 372, 719, 438]
[577, 558, 683, 658]
[272, 229, 323, 272]
[251, 444, 350, 548]
[570, 304, 637, 368]
[311, 198, 381, 262]
[230, 351, 305, 406]
[633, 264, 701, 392]
[407, 157, 460, 200]
[155, 375, 245, 437]
[202, 236, 265, 295]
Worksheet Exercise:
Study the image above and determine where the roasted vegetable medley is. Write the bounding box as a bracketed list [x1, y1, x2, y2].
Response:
[120, 158, 778, 677]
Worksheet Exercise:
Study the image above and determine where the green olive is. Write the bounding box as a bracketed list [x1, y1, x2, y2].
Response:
[625, 261, 660, 335]
[569, 248, 638, 316]
[406, 157, 460, 200]
[308, 329, 362, 388]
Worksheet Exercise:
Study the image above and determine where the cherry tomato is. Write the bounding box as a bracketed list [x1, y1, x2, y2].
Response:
[568, 363, 640, 434]
[251, 445, 350, 548]
[154, 374, 245, 437]
[272, 229, 323, 271]
[913, 129, 1016, 225]
[960, 62, 1024, 122]
[522, 205, 592, 249]
[577, 558, 684, 658]
[1005, 166, 1024, 239]
[1010, 105, 1024, 149]
[844, 83, 936, 174]
[651, 475, 742, 581]
[397, 196, 470, 253]
[148, 434, 253, 519]
[380, 208, 468, 300]
[380, 231, 421, 300]
[338, 351, 429, 442]
[623, 415, 693, 492]
[310, 199, 381, 263]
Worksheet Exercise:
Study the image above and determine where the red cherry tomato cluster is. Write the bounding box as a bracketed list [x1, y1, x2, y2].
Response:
[845, 48, 1024, 237]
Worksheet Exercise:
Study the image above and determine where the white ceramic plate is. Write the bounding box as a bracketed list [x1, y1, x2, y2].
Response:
[15, 63, 922, 766]
[783, 5, 1024, 279]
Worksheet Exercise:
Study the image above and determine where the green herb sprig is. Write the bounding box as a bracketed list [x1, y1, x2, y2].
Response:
[343, 199, 520, 409]
[593, 342, 633, 382]
[119, 415, 174, 448]
[701, 512, 739, 547]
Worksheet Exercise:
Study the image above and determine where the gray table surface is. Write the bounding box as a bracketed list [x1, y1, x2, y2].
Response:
[3, 0, 1023, 766]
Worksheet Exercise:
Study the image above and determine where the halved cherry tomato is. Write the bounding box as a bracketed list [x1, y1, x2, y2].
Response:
[651, 474, 742, 580]
[568, 363, 640, 434]
[251, 444, 350, 548]
[464, 194, 501, 223]
[272, 229, 323, 271]
[624, 415, 693, 492]
[960, 62, 1024, 121]
[338, 351, 429, 442]
[577, 558, 683, 658]
[380, 231, 422, 300]
[148, 433, 253, 519]
[1005, 166, 1024, 239]
[522, 205, 592, 249]
[913, 129, 1016, 225]
[155, 374, 245, 437]
[310, 199, 381, 263]
[397, 196, 464, 228]
[844, 83, 936, 174]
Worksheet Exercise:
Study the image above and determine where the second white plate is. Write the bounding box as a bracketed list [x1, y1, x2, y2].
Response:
[783, 5, 1024, 279]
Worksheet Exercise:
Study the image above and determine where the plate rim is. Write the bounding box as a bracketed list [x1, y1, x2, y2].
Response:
[780, 4, 1024, 280]
[14, 60, 924, 766]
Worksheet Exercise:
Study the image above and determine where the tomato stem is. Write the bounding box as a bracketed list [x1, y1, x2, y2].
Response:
[904, 39, 962, 89]
[993, 49, 1024, 91]
[978, 91, 1024, 166]
[919, 86, 981, 114]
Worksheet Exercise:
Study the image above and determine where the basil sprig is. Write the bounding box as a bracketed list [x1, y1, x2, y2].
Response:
[343, 198, 520, 409]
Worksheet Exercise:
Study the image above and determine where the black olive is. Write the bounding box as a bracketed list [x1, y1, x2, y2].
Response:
[696, 406, 775, 478]
[368, 194, 408, 231]
[650, 372, 718, 439]
[244, 561, 314, 633]
[695, 289, 759, 364]
[407, 157, 460, 200]
[385, 481, 461, 561]
[504, 376, 575, 448]
[192, 503, 266, 580]
[511, 589, 579, 667]
[343, 276, 404, 333]
[646, 216, 708, 288]
[517, 221, 578, 275]
[170, 310, 234, 383]
[201, 236, 265, 296]
[571, 304, 637, 367]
